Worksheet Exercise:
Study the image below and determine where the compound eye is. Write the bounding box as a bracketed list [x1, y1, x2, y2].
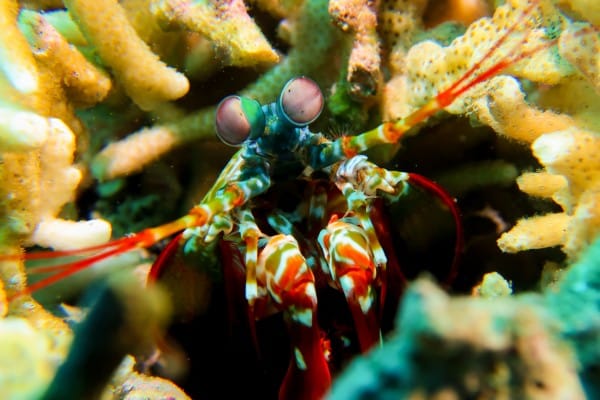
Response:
[215, 96, 251, 146]
[279, 76, 324, 126]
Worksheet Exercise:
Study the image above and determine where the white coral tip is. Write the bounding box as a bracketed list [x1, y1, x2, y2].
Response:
[31, 218, 112, 251]
[532, 131, 573, 165]
[0, 107, 48, 151]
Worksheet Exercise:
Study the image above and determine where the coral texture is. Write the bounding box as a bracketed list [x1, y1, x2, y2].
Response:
[64, 0, 189, 111]
[0, 0, 598, 398]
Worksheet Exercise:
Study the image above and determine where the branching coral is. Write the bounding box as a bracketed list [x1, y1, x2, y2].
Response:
[0, 0, 38, 95]
[328, 0, 490, 120]
[1, 4, 116, 251]
[64, 0, 189, 111]
[329, 0, 382, 99]
[20, 10, 112, 108]
[357, 0, 600, 260]
[0, 0, 599, 398]
[499, 125, 600, 256]
[0, 0, 46, 152]
[152, 0, 280, 68]
[0, 4, 119, 397]
[493, 24, 600, 259]
[320, 0, 600, 262]
[387, 1, 572, 118]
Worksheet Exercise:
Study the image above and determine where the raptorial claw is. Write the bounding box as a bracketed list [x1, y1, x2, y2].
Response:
[335, 155, 410, 203]
[318, 215, 381, 352]
[254, 234, 331, 400]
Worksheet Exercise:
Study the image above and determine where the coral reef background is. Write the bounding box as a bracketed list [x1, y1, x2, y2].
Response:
[0, 0, 599, 398]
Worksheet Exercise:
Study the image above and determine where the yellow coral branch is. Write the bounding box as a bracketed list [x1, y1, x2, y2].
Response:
[564, 182, 600, 256]
[498, 113, 600, 257]
[152, 0, 279, 67]
[24, 12, 112, 107]
[517, 171, 567, 198]
[35, 120, 82, 217]
[471, 77, 575, 143]
[385, 1, 573, 121]
[26, 119, 112, 250]
[0, 0, 38, 94]
[329, 0, 381, 98]
[497, 213, 570, 252]
[39, 10, 88, 47]
[30, 219, 112, 251]
[64, 0, 189, 110]
[532, 128, 600, 202]
[92, 125, 180, 179]
[559, 24, 600, 92]
[0, 101, 49, 152]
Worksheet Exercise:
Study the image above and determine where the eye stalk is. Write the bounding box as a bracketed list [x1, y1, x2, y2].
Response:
[278, 76, 324, 126]
[215, 95, 265, 146]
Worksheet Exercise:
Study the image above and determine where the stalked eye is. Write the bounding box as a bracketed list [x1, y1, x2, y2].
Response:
[215, 96, 250, 146]
[216, 95, 266, 146]
[279, 76, 324, 126]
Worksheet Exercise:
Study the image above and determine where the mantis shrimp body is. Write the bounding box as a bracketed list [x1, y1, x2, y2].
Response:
[3, 1, 578, 399]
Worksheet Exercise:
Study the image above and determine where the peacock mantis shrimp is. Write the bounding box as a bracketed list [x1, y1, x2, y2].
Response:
[3, 1, 582, 398]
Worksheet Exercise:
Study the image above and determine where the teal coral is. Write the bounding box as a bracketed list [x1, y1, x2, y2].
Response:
[547, 236, 600, 397]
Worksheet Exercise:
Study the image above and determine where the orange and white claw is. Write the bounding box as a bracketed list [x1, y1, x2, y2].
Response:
[257, 234, 318, 325]
[254, 234, 331, 400]
[318, 217, 381, 352]
[318, 217, 377, 290]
